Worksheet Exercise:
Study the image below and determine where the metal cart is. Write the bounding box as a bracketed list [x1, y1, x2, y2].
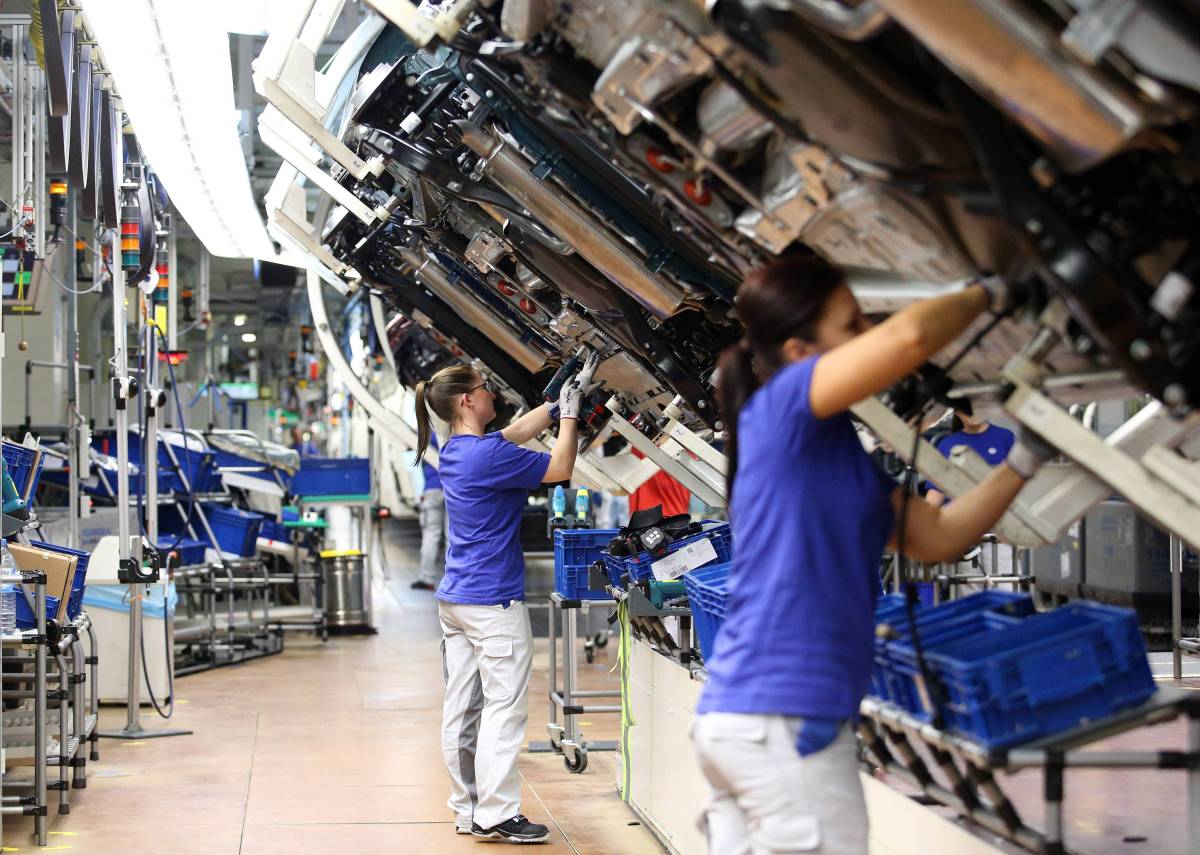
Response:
[546, 592, 621, 774]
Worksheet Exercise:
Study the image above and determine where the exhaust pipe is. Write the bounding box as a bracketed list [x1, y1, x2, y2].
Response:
[396, 248, 550, 374]
[875, 0, 1146, 172]
[455, 121, 689, 319]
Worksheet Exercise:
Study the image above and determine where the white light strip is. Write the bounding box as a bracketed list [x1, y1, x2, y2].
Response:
[81, 0, 278, 259]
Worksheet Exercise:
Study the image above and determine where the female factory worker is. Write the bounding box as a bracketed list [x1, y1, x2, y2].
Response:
[413, 354, 598, 845]
[693, 256, 1052, 854]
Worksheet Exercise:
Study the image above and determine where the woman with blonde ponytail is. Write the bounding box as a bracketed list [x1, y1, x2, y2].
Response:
[692, 256, 1051, 853]
[418, 354, 599, 844]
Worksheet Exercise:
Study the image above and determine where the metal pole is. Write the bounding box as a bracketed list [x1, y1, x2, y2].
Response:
[167, 224, 178, 354]
[120, 296, 145, 735]
[11, 26, 22, 249]
[56, 653, 69, 813]
[1173, 533, 1183, 681]
[71, 636, 86, 788]
[67, 190, 81, 549]
[34, 576, 47, 846]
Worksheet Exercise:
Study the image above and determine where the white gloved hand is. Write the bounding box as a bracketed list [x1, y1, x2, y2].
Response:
[1006, 425, 1056, 479]
[557, 351, 601, 420]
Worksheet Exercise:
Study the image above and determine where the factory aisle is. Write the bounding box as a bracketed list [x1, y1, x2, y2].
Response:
[1, 521, 662, 855]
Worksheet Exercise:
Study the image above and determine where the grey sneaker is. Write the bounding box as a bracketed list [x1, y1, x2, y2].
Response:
[471, 814, 550, 843]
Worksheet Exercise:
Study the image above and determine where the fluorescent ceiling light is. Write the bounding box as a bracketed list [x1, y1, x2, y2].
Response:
[242, 333, 258, 343]
[81, 0, 281, 260]
[234, 314, 247, 327]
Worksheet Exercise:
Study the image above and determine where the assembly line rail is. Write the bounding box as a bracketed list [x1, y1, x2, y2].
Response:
[858, 690, 1200, 854]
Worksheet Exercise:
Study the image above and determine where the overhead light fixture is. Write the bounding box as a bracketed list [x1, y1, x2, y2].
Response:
[234, 314, 247, 327]
[80, 0, 282, 260]
[242, 332, 257, 343]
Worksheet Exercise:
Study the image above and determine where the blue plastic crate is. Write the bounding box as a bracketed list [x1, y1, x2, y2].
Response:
[683, 562, 731, 662]
[15, 593, 60, 629]
[601, 521, 731, 585]
[201, 504, 264, 557]
[28, 540, 91, 620]
[212, 449, 293, 490]
[91, 432, 219, 495]
[877, 592, 1036, 712]
[291, 457, 370, 498]
[921, 603, 1155, 748]
[554, 528, 619, 600]
[2, 441, 44, 501]
[259, 519, 291, 543]
[157, 536, 208, 568]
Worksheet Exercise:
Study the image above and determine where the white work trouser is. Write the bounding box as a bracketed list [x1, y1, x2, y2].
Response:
[439, 599, 533, 831]
[418, 489, 447, 585]
[692, 713, 867, 854]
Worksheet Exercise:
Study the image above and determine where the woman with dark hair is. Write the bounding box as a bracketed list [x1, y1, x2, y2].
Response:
[413, 354, 598, 844]
[692, 256, 1052, 853]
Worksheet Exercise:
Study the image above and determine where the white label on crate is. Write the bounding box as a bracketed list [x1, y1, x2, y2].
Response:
[651, 538, 718, 582]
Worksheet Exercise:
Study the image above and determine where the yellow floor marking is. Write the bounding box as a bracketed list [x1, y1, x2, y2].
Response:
[121, 741, 147, 746]
[579, 721, 592, 726]
[48, 832, 77, 837]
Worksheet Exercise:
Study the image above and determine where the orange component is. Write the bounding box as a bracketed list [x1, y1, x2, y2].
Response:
[645, 147, 675, 174]
[518, 298, 538, 315]
[684, 179, 712, 206]
[496, 281, 516, 296]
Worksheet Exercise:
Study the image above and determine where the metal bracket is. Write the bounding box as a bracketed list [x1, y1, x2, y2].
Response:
[1004, 383, 1200, 552]
[851, 396, 1053, 546]
[251, 0, 385, 181]
[605, 396, 726, 508]
[365, 0, 479, 47]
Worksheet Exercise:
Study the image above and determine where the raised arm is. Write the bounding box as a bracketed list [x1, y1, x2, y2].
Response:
[891, 426, 1053, 563]
[809, 284, 993, 419]
[501, 403, 555, 446]
[542, 418, 579, 483]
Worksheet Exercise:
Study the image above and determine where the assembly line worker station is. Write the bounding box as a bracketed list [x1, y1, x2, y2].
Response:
[1, 1, 1200, 854]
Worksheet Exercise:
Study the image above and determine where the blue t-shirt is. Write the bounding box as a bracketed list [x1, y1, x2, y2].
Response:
[698, 357, 896, 720]
[935, 424, 1014, 466]
[422, 437, 441, 491]
[435, 432, 550, 606]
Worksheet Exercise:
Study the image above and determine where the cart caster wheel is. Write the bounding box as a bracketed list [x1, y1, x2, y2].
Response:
[564, 749, 588, 774]
[594, 632, 609, 649]
[549, 733, 564, 756]
[585, 645, 595, 664]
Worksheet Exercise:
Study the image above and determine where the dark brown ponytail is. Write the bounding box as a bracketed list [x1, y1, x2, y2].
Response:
[413, 364, 479, 463]
[716, 255, 846, 499]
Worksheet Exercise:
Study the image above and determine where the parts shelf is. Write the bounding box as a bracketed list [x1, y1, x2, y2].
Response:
[1, 576, 100, 847]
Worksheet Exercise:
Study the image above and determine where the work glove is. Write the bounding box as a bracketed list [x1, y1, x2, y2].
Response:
[557, 351, 601, 420]
[1006, 425, 1056, 480]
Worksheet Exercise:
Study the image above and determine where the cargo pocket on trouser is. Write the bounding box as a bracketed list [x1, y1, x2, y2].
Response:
[478, 635, 516, 702]
[753, 812, 821, 853]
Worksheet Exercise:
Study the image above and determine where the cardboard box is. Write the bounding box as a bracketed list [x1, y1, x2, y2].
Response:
[8, 543, 77, 623]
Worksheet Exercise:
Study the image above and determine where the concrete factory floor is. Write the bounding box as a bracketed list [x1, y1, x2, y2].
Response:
[0, 520, 661, 854]
[4, 517, 1200, 854]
